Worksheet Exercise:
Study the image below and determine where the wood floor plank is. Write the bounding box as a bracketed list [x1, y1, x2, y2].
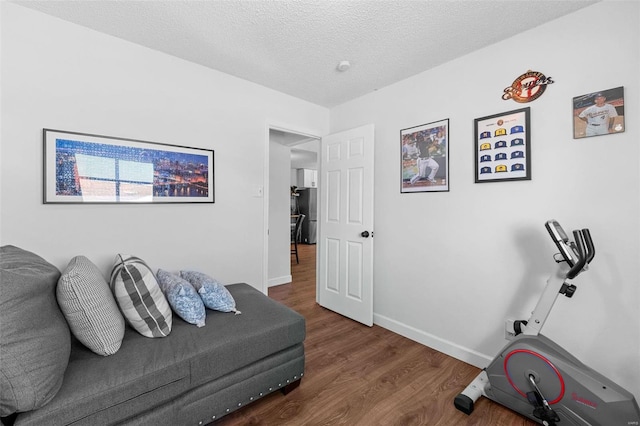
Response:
[214, 244, 536, 425]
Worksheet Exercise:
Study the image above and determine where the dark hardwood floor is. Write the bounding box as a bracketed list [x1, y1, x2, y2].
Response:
[215, 244, 536, 425]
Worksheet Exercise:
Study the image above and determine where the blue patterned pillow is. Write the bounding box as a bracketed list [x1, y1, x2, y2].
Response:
[180, 271, 240, 314]
[156, 269, 206, 327]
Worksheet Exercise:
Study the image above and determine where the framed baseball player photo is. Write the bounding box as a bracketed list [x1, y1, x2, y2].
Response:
[573, 86, 625, 139]
[401, 118, 449, 193]
[474, 107, 531, 184]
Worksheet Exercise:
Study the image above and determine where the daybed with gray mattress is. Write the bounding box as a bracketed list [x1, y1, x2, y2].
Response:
[0, 245, 305, 425]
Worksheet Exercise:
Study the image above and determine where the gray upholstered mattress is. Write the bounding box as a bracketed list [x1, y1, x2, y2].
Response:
[14, 283, 305, 426]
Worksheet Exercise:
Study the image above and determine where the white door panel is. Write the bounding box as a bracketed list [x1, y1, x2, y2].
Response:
[318, 124, 374, 326]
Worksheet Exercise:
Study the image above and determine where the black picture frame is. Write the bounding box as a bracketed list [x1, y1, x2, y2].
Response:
[43, 129, 214, 204]
[572, 86, 625, 139]
[401, 118, 449, 193]
[474, 107, 530, 183]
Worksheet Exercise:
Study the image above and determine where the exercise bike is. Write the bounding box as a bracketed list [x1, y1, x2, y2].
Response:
[454, 220, 640, 425]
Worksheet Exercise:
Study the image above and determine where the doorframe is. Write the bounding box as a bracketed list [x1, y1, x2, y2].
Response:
[263, 122, 321, 294]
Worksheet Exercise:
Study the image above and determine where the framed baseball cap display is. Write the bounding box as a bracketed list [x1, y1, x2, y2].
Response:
[474, 107, 531, 184]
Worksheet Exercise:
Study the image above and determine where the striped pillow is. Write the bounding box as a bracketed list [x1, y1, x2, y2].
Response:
[110, 254, 172, 338]
[58, 256, 125, 355]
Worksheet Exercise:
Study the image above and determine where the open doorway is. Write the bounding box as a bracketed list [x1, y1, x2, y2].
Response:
[267, 127, 319, 292]
[269, 124, 375, 326]
[290, 140, 319, 245]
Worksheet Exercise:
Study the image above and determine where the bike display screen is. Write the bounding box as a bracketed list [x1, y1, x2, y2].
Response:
[545, 220, 579, 267]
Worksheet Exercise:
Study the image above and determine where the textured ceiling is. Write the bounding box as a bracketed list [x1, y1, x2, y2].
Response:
[13, 0, 598, 107]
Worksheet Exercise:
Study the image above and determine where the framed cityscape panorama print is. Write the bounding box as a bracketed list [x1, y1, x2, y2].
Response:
[44, 129, 214, 204]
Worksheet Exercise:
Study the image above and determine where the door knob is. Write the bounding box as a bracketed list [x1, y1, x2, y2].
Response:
[361, 231, 370, 238]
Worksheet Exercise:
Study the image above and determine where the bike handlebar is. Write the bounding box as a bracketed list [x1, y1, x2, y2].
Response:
[545, 220, 596, 279]
[566, 230, 587, 279]
[582, 228, 595, 265]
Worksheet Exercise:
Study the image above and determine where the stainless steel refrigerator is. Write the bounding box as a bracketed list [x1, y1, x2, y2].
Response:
[297, 188, 317, 244]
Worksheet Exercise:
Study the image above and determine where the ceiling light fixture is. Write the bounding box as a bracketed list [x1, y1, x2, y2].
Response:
[337, 60, 351, 72]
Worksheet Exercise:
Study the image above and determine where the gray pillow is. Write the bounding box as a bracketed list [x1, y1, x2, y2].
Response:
[0, 245, 71, 417]
[57, 256, 126, 356]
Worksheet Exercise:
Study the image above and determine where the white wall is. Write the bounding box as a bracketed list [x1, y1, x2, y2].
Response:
[268, 134, 293, 287]
[330, 1, 640, 398]
[2, 0, 639, 401]
[0, 3, 329, 291]
[290, 140, 320, 188]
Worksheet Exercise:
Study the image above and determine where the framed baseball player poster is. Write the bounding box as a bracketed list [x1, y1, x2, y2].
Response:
[401, 118, 449, 193]
[573, 86, 625, 139]
[474, 107, 531, 184]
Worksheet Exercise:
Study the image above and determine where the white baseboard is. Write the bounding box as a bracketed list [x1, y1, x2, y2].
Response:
[373, 313, 492, 368]
[268, 275, 292, 288]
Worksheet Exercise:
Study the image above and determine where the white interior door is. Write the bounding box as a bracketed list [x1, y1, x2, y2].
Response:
[317, 124, 374, 326]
